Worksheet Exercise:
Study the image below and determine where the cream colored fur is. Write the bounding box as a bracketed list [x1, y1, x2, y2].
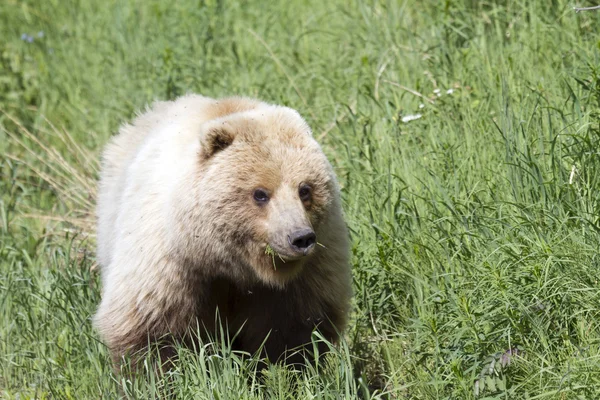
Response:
[94, 94, 352, 365]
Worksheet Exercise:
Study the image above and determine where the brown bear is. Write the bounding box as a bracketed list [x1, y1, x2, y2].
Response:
[94, 94, 352, 368]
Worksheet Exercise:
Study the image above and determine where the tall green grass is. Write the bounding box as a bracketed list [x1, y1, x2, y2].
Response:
[1, 0, 599, 398]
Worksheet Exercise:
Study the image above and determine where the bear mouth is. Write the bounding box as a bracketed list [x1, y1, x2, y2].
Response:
[265, 243, 315, 263]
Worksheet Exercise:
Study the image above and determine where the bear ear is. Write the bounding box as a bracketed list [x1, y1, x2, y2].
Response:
[200, 125, 235, 159]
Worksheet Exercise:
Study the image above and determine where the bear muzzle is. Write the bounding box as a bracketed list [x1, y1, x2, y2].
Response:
[287, 228, 316, 256]
[269, 227, 317, 261]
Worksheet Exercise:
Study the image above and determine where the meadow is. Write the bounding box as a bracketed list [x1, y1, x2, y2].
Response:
[1, 0, 600, 398]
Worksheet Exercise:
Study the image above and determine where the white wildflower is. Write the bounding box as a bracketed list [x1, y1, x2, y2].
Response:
[419, 103, 425, 109]
[446, 88, 454, 94]
[401, 114, 422, 123]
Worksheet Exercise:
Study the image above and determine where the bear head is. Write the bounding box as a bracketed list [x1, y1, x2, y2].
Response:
[171, 104, 341, 288]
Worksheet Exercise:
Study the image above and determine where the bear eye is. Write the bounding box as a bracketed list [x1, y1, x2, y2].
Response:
[299, 184, 312, 202]
[253, 188, 270, 204]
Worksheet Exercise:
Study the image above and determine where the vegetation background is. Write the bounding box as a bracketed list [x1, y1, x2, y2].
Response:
[1, 0, 599, 398]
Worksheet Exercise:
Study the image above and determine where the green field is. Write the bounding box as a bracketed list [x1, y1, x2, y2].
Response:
[1, 0, 600, 398]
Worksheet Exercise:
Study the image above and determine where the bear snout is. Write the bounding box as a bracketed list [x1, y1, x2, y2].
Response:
[287, 228, 316, 256]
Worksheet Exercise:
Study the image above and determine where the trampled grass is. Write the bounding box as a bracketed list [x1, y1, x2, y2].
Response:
[1, 0, 599, 398]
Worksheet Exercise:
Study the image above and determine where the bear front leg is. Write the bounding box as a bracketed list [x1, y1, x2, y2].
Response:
[232, 293, 344, 367]
[94, 269, 199, 371]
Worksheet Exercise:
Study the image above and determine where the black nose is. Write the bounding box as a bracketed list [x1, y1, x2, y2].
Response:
[289, 229, 316, 253]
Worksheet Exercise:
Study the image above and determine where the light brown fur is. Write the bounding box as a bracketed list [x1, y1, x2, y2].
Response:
[94, 94, 352, 367]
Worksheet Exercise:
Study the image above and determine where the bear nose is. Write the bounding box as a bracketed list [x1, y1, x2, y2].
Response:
[288, 229, 316, 254]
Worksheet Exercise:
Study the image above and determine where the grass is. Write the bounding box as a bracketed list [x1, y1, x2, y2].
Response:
[1, 0, 600, 398]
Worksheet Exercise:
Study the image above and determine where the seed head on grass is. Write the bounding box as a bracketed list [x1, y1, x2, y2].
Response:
[1, 110, 98, 245]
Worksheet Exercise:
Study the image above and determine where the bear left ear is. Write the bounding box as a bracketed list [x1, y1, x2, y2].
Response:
[200, 125, 235, 159]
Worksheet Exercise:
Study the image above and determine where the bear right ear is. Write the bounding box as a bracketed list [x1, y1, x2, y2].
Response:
[200, 125, 235, 159]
